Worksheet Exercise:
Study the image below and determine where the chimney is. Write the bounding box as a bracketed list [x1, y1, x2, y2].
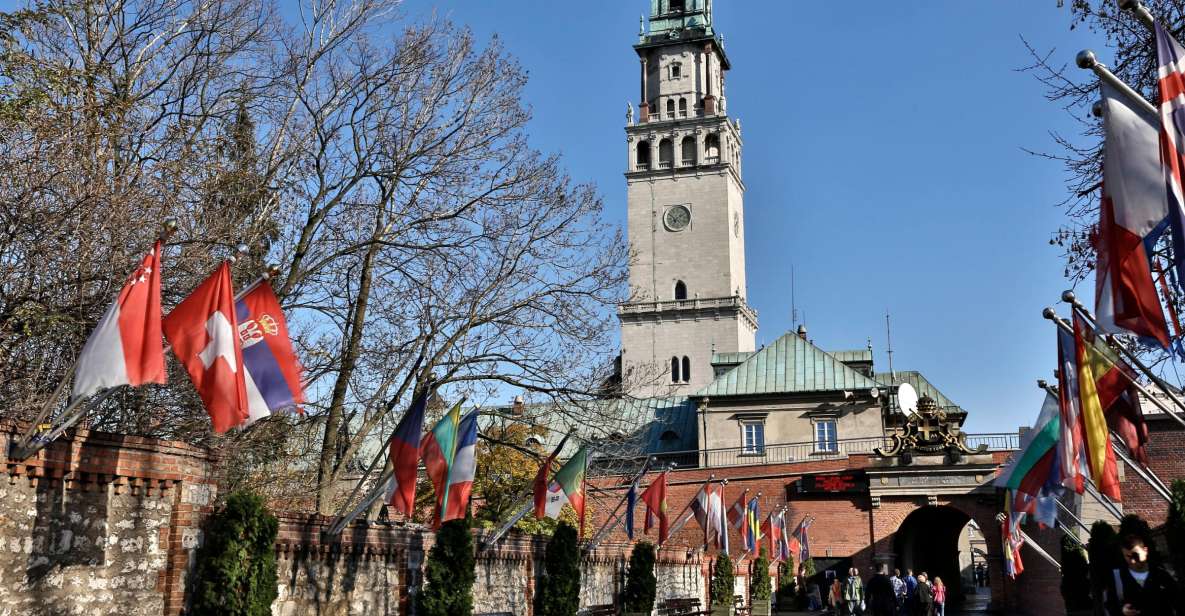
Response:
[512, 395, 524, 416]
[797, 324, 808, 340]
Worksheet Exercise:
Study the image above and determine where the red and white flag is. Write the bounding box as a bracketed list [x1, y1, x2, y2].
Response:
[1095, 82, 1171, 347]
[72, 241, 166, 400]
[162, 262, 248, 433]
[1154, 24, 1185, 285]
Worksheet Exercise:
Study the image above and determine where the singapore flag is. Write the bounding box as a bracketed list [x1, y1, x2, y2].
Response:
[162, 262, 249, 433]
[71, 241, 166, 400]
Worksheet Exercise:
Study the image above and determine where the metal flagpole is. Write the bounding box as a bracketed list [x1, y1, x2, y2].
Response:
[1075, 49, 1157, 116]
[1054, 499, 1091, 535]
[1118, 0, 1157, 32]
[1061, 291, 1185, 429]
[10, 250, 274, 461]
[583, 459, 662, 553]
[997, 513, 1062, 572]
[1057, 519, 1088, 549]
[665, 474, 715, 538]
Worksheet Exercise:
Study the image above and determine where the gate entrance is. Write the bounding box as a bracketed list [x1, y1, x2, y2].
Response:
[893, 505, 982, 604]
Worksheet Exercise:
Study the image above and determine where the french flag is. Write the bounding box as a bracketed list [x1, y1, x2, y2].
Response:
[1096, 81, 1172, 348]
[72, 241, 166, 400]
[386, 389, 429, 517]
[440, 410, 478, 523]
[234, 283, 304, 422]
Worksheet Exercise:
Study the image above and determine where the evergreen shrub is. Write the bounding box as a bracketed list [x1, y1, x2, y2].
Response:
[750, 549, 771, 600]
[190, 490, 279, 616]
[622, 541, 657, 615]
[417, 518, 476, 616]
[710, 553, 735, 607]
[535, 522, 581, 616]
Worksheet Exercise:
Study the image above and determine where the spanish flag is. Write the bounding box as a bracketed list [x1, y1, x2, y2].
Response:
[1073, 314, 1124, 500]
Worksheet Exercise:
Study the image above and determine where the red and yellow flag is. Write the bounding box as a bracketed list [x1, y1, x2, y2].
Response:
[1073, 314, 1123, 500]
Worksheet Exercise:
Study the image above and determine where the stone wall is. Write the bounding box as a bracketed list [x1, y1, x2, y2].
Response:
[0, 421, 215, 616]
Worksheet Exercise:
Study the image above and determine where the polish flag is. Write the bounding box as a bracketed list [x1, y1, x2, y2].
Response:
[71, 241, 167, 400]
[162, 263, 248, 433]
[1095, 81, 1172, 348]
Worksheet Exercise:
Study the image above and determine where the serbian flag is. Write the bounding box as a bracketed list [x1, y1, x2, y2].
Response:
[385, 388, 429, 516]
[72, 241, 166, 400]
[641, 470, 670, 546]
[1074, 314, 1124, 500]
[1095, 82, 1172, 348]
[235, 283, 303, 422]
[162, 262, 248, 433]
[554, 446, 589, 535]
[533, 432, 572, 518]
[1154, 24, 1185, 282]
[420, 403, 478, 525]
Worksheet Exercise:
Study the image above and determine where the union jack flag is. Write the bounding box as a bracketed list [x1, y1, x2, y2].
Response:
[1154, 23, 1185, 279]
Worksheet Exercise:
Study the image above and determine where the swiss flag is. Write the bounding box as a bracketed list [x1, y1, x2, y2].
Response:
[72, 241, 167, 400]
[162, 263, 248, 433]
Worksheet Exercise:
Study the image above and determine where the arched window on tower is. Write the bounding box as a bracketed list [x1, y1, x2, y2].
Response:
[705, 134, 720, 164]
[636, 141, 650, 170]
[658, 139, 673, 169]
[674, 280, 687, 300]
[671, 356, 681, 383]
[665, 99, 675, 120]
[682, 356, 691, 383]
[678, 97, 688, 117]
[680, 136, 696, 166]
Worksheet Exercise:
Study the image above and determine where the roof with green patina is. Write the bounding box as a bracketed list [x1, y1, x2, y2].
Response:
[874, 370, 963, 413]
[830, 349, 873, 363]
[696, 332, 881, 397]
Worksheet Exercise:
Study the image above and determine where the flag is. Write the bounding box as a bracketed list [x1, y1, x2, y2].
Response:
[705, 482, 726, 550]
[1002, 492, 1025, 579]
[385, 388, 429, 516]
[728, 490, 748, 530]
[776, 512, 791, 562]
[1057, 327, 1088, 493]
[543, 480, 569, 518]
[72, 241, 167, 400]
[1107, 387, 1151, 466]
[744, 496, 761, 554]
[533, 432, 572, 518]
[1096, 82, 1172, 348]
[554, 447, 589, 534]
[1075, 314, 1124, 500]
[641, 470, 670, 545]
[761, 512, 787, 562]
[234, 282, 303, 422]
[626, 484, 637, 540]
[797, 517, 812, 563]
[162, 262, 248, 433]
[690, 482, 722, 548]
[994, 391, 1061, 496]
[420, 403, 477, 525]
[1154, 23, 1185, 281]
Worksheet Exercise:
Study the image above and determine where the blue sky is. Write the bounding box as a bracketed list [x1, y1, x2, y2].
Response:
[389, 0, 1107, 433]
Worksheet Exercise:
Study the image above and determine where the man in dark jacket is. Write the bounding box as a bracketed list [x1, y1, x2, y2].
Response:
[865, 564, 897, 616]
[1103, 534, 1178, 616]
[913, 573, 933, 616]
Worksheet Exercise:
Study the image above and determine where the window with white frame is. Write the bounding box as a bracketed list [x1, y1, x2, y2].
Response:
[814, 418, 838, 452]
[741, 420, 765, 455]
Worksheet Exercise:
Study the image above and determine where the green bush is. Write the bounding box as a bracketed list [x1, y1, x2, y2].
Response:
[776, 558, 796, 609]
[1060, 535, 1091, 612]
[750, 549, 772, 600]
[622, 541, 657, 614]
[1167, 480, 1185, 580]
[535, 522, 581, 616]
[710, 553, 735, 607]
[417, 518, 476, 616]
[190, 490, 279, 616]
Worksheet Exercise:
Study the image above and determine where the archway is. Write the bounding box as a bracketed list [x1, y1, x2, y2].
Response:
[893, 505, 981, 605]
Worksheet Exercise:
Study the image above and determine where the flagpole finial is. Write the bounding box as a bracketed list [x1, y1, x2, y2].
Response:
[1061, 290, 1077, 304]
[265, 263, 281, 279]
[1076, 49, 1098, 70]
[1092, 100, 1104, 118]
[160, 218, 178, 241]
[1118, 0, 1138, 9]
[1042, 307, 1057, 320]
[1037, 378, 1048, 389]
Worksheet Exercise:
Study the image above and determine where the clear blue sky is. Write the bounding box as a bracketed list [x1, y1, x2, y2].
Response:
[389, 0, 1106, 433]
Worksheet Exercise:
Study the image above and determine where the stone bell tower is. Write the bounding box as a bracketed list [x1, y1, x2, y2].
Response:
[619, 0, 757, 397]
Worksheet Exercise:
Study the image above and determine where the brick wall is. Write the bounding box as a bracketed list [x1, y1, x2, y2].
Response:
[1119, 416, 1185, 523]
[0, 421, 216, 616]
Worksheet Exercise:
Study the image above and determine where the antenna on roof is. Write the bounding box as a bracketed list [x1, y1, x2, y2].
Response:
[790, 264, 799, 326]
[885, 311, 895, 380]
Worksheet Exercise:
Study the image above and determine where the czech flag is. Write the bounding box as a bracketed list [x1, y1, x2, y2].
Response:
[385, 388, 429, 516]
[235, 283, 303, 423]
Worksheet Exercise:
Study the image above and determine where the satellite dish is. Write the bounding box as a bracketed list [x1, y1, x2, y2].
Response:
[897, 383, 918, 414]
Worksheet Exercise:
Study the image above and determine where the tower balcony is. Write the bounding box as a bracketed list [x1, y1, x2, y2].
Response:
[618, 295, 759, 331]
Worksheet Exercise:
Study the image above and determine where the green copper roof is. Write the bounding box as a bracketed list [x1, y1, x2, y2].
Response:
[697, 333, 882, 397]
[875, 371, 963, 413]
[830, 349, 873, 363]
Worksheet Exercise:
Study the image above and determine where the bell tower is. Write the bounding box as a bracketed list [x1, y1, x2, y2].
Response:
[619, 0, 757, 397]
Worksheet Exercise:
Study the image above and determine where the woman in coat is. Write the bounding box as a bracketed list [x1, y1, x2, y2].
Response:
[844, 567, 865, 615]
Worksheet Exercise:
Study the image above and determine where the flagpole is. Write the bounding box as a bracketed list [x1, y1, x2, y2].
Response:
[1117, 0, 1157, 31]
[477, 430, 580, 550]
[997, 512, 1063, 572]
[1060, 292, 1185, 431]
[1075, 49, 1157, 116]
[1053, 498, 1091, 536]
[666, 473, 715, 538]
[10, 251, 276, 461]
[583, 459, 662, 554]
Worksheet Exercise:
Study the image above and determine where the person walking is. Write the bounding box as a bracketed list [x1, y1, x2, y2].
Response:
[865, 564, 897, 616]
[913, 573, 933, 616]
[829, 576, 844, 615]
[1103, 533, 1179, 616]
[932, 577, 946, 616]
[890, 569, 906, 616]
[903, 569, 917, 615]
[844, 567, 865, 616]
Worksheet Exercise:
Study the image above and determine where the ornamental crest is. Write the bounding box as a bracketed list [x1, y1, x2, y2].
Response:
[875, 395, 986, 458]
[238, 314, 279, 348]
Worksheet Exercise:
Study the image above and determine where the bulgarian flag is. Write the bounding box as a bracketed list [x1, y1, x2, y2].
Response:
[553, 446, 589, 535]
[994, 391, 1060, 495]
[71, 241, 166, 400]
[420, 402, 478, 525]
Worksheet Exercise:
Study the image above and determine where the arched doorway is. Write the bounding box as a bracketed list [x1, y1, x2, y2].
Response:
[894, 505, 984, 605]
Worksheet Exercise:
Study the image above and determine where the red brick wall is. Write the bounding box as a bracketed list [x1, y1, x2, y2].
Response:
[1119, 416, 1185, 523]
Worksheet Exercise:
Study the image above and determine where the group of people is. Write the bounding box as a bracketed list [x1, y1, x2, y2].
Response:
[805, 565, 945, 616]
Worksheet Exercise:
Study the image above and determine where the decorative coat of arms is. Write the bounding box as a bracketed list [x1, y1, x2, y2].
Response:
[875, 395, 986, 458]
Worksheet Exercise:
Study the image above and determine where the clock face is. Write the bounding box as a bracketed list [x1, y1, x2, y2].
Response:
[665, 205, 691, 231]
